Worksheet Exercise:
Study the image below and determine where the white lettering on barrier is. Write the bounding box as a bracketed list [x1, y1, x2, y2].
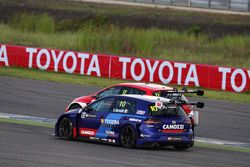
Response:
[219, 67, 231, 90]
[87, 54, 100, 77]
[78, 53, 89, 74]
[26, 48, 37, 68]
[118, 57, 200, 86]
[184, 64, 199, 87]
[0, 45, 9, 66]
[231, 69, 246, 92]
[37, 49, 50, 70]
[119, 57, 131, 79]
[158, 61, 173, 84]
[51, 50, 63, 72]
[131, 58, 145, 81]
[146, 60, 159, 82]
[219, 67, 249, 92]
[174, 63, 187, 85]
[26, 48, 100, 76]
[63, 51, 77, 73]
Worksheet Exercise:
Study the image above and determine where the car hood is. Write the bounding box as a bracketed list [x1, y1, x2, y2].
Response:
[73, 95, 94, 104]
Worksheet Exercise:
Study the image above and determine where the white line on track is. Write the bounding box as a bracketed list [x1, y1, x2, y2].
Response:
[0, 112, 250, 149]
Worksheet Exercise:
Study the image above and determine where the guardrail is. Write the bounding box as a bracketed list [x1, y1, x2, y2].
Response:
[122, 0, 250, 12]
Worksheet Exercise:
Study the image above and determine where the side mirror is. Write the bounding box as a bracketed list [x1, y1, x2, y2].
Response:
[196, 90, 204, 96]
[92, 94, 99, 99]
[196, 102, 204, 108]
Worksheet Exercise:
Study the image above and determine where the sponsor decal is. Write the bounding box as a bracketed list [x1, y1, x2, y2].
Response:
[155, 101, 163, 108]
[79, 128, 97, 137]
[146, 124, 155, 128]
[129, 118, 142, 123]
[113, 108, 128, 113]
[136, 110, 145, 115]
[81, 112, 87, 118]
[86, 114, 96, 118]
[163, 124, 184, 130]
[101, 118, 105, 124]
[101, 138, 108, 142]
[104, 119, 119, 125]
[89, 137, 100, 140]
[106, 131, 115, 136]
[140, 134, 151, 138]
[150, 105, 158, 112]
[168, 137, 182, 141]
[101, 119, 120, 127]
[81, 112, 96, 118]
[162, 124, 184, 133]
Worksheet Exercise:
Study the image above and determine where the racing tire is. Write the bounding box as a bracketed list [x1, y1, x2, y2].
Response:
[69, 103, 82, 110]
[120, 125, 137, 148]
[173, 144, 191, 150]
[58, 117, 73, 140]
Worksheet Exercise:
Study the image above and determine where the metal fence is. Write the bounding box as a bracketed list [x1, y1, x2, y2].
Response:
[122, 0, 250, 12]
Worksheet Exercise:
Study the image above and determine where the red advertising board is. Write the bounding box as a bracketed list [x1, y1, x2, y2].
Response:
[1, 44, 249, 92]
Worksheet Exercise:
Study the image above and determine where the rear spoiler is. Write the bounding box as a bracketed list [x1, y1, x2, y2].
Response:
[166, 87, 204, 96]
[159, 88, 204, 102]
[162, 101, 205, 109]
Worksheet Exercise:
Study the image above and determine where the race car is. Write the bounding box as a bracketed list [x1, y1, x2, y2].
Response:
[66, 83, 204, 127]
[55, 94, 204, 149]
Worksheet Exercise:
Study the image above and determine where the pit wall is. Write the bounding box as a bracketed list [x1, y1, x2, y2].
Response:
[0, 44, 249, 92]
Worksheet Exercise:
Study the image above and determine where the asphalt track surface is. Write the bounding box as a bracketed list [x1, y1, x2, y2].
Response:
[0, 76, 250, 167]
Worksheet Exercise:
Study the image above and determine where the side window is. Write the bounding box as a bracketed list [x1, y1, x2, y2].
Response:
[87, 97, 115, 113]
[112, 98, 137, 114]
[119, 87, 129, 95]
[119, 87, 146, 95]
[131, 88, 146, 95]
[98, 86, 122, 98]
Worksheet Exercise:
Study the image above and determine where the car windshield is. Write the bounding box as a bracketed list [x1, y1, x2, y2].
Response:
[148, 103, 187, 116]
[152, 91, 188, 102]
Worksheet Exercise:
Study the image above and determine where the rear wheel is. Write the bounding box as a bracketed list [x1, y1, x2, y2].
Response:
[120, 125, 137, 148]
[58, 117, 73, 140]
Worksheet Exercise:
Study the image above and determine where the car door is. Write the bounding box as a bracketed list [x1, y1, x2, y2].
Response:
[78, 97, 115, 138]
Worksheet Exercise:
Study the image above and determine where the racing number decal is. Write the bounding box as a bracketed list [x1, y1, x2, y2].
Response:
[122, 90, 127, 94]
[150, 106, 158, 112]
[119, 101, 126, 107]
[154, 93, 160, 97]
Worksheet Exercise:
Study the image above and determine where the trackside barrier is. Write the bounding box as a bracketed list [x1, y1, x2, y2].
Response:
[123, 0, 250, 12]
[0, 44, 249, 92]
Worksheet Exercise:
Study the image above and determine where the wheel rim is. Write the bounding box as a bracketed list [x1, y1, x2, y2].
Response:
[121, 126, 135, 147]
[59, 118, 72, 138]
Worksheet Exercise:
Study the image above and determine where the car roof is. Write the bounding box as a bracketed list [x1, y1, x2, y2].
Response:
[107, 94, 172, 103]
[114, 83, 173, 91]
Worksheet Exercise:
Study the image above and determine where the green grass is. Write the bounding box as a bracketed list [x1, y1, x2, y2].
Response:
[0, 117, 54, 128]
[10, 13, 55, 33]
[195, 141, 250, 154]
[0, 67, 249, 103]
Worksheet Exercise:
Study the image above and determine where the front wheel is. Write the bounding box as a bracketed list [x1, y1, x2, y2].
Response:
[120, 125, 137, 148]
[58, 117, 73, 140]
